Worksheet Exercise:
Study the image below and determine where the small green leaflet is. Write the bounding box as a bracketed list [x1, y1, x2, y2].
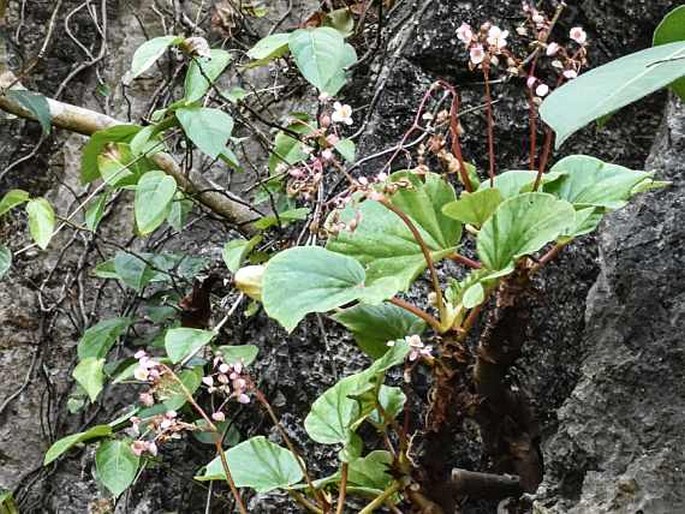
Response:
[546, 155, 656, 210]
[332, 303, 425, 359]
[176, 107, 234, 159]
[77, 318, 132, 360]
[135, 170, 178, 235]
[85, 192, 108, 231]
[0, 189, 29, 216]
[0, 245, 11, 279]
[129, 35, 183, 80]
[44, 425, 113, 465]
[164, 328, 215, 363]
[185, 49, 232, 102]
[72, 357, 106, 402]
[288, 27, 357, 95]
[6, 90, 51, 134]
[246, 33, 290, 66]
[95, 439, 140, 497]
[215, 344, 260, 366]
[334, 138, 356, 162]
[262, 246, 397, 332]
[653, 5, 685, 100]
[196, 436, 303, 492]
[222, 236, 261, 273]
[477, 192, 576, 271]
[540, 41, 685, 148]
[442, 188, 504, 227]
[113, 252, 158, 291]
[81, 125, 141, 184]
[26, 198, 55, 250]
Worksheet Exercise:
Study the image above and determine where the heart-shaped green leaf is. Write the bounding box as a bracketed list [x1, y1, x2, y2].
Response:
[546, 155, 655, 209]
[540, 41, 685, 148]
[72, 357, 105, 402]
[477, 192, 576, 271]
[77, 318, 132, 360]
[95, 439, 140, 497]
[263, 246, 394, 332]
[246, 33, 290, 65]
[196, 436, 303, 492]
[0, 189, 29, 216]
[135, 170, 177, 235]
[327, 172, 461, 290]
[332, 303, 425, 359]
[184, 49, 232, 102]
[165, 328, 215, 363]
[44, 425, 113, 465]
[26, 198, 55, 250]
[653, 6, 685, 100]
[129, 35, 183, 80]
[176, 107, 234, 159]
[442, 188, 503, 227]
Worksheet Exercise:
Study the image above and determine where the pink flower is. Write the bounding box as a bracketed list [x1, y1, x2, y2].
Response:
[147, 441, 158, 457]
[331, 102, 354, 126]
[570, 27, 587, 45]
[551, 59, 563, 69]
[532, 12, 545, 25]
[202, 376, 214, 387]
[212, 411, 226, 422]
[457, 22, 474, 45]
[134, 350, 147, 360]
[218, 363, 230, 374]
[563, 69, 578, 79]
[326, 134, 340, 146]
[405, 335, 433, 361]
[535, 83, 550, 97]
[357, 176, 369, 186]
[131, 440, 147, 456]
[486, 26, 509, 50]
[321, 149, 334, 161]
[237, 393, 250, 404]
[526, 76, 537, 89]
[516, 26, 528, 36]
[546, 42, 560, 56]
[470, 44, 485, 65]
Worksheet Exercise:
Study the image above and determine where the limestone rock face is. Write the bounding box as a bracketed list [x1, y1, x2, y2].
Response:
[537, 99, 685, 513]
[1, 1, 684, 512]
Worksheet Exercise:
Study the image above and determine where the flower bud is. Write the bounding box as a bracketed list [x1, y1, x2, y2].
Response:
[234, 265, 265, 301]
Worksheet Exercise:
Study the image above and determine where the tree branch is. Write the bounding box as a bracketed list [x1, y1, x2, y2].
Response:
[0, 70, 260, 236]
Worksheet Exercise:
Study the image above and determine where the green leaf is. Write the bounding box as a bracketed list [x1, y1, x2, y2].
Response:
[158, 367, 203, 411]
[113, 253, 156, 291]
[176, 107, 234, 159]
[540, 41, 685, 148]
[268, 119, 314, 173]
[129, 35, 183, 80]
[478, 170, 563, 198]
[263, 246, 394, 332]
[327, 172, 461, 290]
[462, 282, 485, 309]
[185, 49, 232, 102]
[6, 90, 51, 134]
[77, 318, 132, 360]
[165, 328, 215, 363]
[653, 5, 685, 99]
[135, 170, 177, 235]
[222, 236, 261, 273]
[215, 344, 260, 366]
[304, 341, 409, 445]
[547, 155, 656, 210]
[334, 138, 356, 162]
[166, 194, 193, 231]
[253, 207, 310, 230]
[347, 451, 393, 493]
[442, 188, 503, 227]
[193, 420, 241, 446]
[26, 198, 55, 250]
[196, 436, 303, 492]
[369, 386, 406, 425]
[288, 27, 357, 95]
[246, 33, 290, 65]
[81, 125, 141, 184]
[44, 425, 112, 465]
[85, 192, 108, 231]
[332, 303, 425, 359]
[477, 192, 576, 271]
[72, 357, 106, 402]
[0, 245, 11, 279]
[325, 8, 355, 37]
[95, 440, 140, 497]
[0, 189, 29, 216]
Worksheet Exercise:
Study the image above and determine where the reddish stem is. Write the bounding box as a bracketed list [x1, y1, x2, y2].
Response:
[389, 297, 442, 332]
[483, 66, 496, 185]
[449, 253, 482, 269]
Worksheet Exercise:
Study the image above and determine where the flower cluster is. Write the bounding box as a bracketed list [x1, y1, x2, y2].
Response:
[276, 99, 355, 202]
[202, 357, 252, 421]
[133, 350, 163, 383]
[128, 410, 193, 457]
[387, 335, 433, 362]
[457, 21, 511, 69]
